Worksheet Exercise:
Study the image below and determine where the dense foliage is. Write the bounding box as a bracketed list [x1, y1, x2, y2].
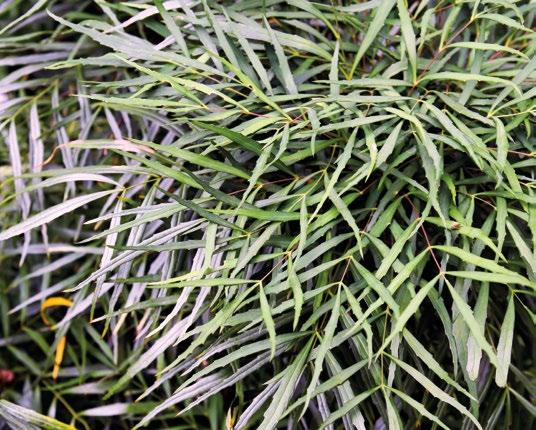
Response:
[0, 1, 535, 429]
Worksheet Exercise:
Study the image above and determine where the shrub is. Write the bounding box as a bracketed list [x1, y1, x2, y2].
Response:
[0, 1, 535, 429]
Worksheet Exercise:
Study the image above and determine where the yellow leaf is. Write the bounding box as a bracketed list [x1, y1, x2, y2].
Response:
[52, 336, 67, 380]
[41, 297, 73, 326]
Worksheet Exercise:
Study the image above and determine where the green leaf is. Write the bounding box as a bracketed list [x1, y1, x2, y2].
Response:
[320, 387, 379, 429]
[466, 283, 489, 381]
[258, 338, 313, 430]
[353, 260, 399, 316]
[391, 356, 483, 430]
[404, 330, 473, 399]
[397, 0, 417, 82]
[264, 17, 298, 95]
[433, 245, 512, 275]
[350, 0, 397, 77]
[192, 121, 294, 176]
[377, 276, 438, 355]
[448, 41, 528, 59]
[0, 190, 116, 241]
[387, 387, 450, 430]
[494, 118, 509, 172]
[506, 220, 536, 274]
[478, 13, 532, 31]
[445, 279, 499, 370]
[288, 260, 303, 330]
[259, 285, 277, 360]
[495, 294, 515, 387]
[420, 72, 521, 93]
[0, 400, 75, 430]
[302, 287, 341, 416]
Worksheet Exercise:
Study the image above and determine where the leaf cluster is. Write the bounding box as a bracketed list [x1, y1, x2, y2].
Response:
[0, 1, 535, 429]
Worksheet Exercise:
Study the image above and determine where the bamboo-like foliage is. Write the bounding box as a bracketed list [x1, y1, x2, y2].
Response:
[0, 1, 535, 429]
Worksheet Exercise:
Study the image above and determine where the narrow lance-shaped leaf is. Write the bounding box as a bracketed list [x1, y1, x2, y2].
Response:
[466, 283, 489, 381]
[377, 276, 438, 355]
[259, 285, 277, 360]
[257, 338, 313, 430]
[288, 259, 303, 330]
[397, 0, 417, 82]
[192, 121, 294, 176]
[301, 287, 341, 416]
[391, 356, 483, 430]
[0, 190, 116, 241]
[350, 0, 397, 77]
[445, 279, 499, 369]
[495, 295, 515, 387]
